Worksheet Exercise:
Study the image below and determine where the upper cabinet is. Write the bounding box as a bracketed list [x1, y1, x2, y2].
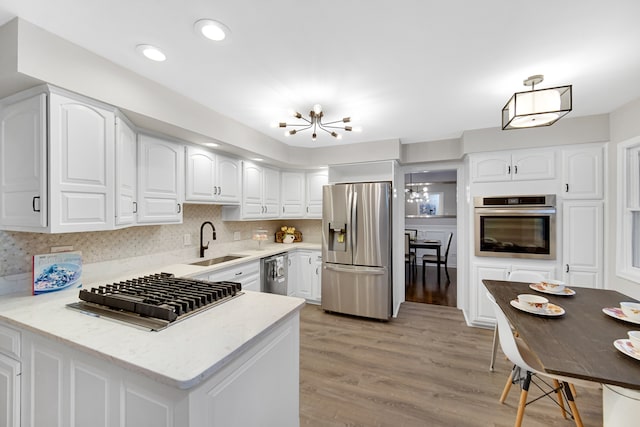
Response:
[281, 172, 305, 218]
[115, 115, 137, 227]
[561, 145, 603, 200]
[305, 170, 328, 218]
[470, 150, 555, 183]
[223, 162, 280, 220]
[137, 134, 184, 224]
[0, 88, 116, 233]
[185, 146, 241, 204]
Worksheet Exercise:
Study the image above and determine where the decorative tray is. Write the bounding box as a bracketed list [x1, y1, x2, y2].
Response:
[275, 230, 303, 243]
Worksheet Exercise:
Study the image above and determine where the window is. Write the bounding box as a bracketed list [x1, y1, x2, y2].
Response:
[617, 136, 640, 281]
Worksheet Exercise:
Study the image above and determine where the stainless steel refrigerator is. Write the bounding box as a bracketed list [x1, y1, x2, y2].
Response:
[321, 182, 392, 320]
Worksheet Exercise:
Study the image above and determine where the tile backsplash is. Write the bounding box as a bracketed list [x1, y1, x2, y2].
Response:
[0, 204, 321, 278]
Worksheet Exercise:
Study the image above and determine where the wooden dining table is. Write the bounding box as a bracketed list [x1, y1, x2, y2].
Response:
[483, 280, 640, 425]
[409, 239, 442, 283]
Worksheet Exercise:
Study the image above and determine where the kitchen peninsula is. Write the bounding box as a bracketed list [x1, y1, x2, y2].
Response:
[0, 258, 306, 427]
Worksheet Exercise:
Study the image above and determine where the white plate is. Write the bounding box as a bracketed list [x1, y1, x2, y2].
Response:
[602, 307, 640, 325]
[614, 339, 640, 361]
[510, 299, 565, 317]
[529, 283, 576, 296]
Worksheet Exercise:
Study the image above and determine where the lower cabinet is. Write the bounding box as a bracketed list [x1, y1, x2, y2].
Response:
[204, 261, 261, 292]
[289, 250, 322, 302]
[12, 314, 299, 427]
[0, 354, 20, 427]
[562, 200, 603, 288]
[470, 262, 555, 327]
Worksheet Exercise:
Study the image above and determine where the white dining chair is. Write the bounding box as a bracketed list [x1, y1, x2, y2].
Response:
[489, 271, 545, 372]
[487, 293, 585, 427]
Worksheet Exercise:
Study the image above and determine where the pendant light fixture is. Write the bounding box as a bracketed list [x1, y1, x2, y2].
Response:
[279, 104, 353, 140]
[502, 75, 572, 130]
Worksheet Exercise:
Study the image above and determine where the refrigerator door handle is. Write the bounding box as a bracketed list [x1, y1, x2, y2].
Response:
[323, 264, 386, 275]
[351, 190, 358, 254]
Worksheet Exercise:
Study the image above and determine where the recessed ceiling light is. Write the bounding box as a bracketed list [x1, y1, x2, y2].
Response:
[203, 142, 219, 148]
[136, 44, 166, 62]
[194, 19, 231, 42]
[252, 158, 264, 162]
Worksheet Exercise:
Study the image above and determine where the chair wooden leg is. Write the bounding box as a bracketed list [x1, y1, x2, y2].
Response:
[514, 372, 531, 427]
[563, 382, 584, 427]
[490, 325, 499, 371]
[569, 383, 577, 398]
[552, 379, 567, 419]
[500, 367, 515, 403]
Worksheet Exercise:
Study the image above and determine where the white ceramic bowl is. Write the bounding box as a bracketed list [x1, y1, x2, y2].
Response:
[517, 294, 549, 312]
[628, 331, 640, 349]
[620, 302, 640, 320]
[540, 280, 565, 292]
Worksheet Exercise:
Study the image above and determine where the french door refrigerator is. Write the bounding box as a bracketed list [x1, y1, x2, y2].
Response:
[321, 182, 392, 320]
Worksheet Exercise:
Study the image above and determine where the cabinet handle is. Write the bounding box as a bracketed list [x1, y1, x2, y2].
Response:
[288, 259, 291, 266]
[217, 186, 221, 195]
[235, 272, 242, 276]
[514, 165, 518, 174]
[283, 206, 285, 213]
[507, 165, 511, 175]
[133, 201, 138, 213]
[213, 187, 218, 195]
[316, 267, 319, 275]
[177, 203, 182, 213]
[309, 258, 312, 264]
[565, 183, 569, 192]
[565, 264, 570, 273]
[306, 206, 309, 213]
[32, 196, 40, 212]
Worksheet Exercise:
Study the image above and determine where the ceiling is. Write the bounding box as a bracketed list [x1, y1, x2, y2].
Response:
[0, 0, 639, 149]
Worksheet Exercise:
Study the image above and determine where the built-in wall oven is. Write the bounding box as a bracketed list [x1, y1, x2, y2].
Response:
[474, 195, 556, 260]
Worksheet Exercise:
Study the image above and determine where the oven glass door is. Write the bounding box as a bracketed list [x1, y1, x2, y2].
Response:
[475, 209, 556, 259]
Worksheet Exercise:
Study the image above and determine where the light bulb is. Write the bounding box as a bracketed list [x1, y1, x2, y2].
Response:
[136, 45, 166, 62]
[194, 19, 230, 42]
[313, 104, 322, 115]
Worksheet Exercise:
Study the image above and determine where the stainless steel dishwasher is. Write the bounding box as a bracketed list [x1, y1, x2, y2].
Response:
[260, 252, 288, 295]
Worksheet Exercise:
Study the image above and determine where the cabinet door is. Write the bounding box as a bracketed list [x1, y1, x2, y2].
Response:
[0, 93, 47, 229]
[470, 153, 511, 182]
[297, 252, 313, 299]
[287, 252, 300, 296]
[242, 162, 263, 218]
[262, 167, 280, 218]
[562, 201, 603, 288]
[562, 146, 603, 199]
[49, 93, 115, 232]
[137, 134, 183, 224]
[115, 117, 137, 227]
[281, 172, 305, 218]
[511, 150, 555, 181]
[471, 264, 509, 326]
[306, 171, 328, 218]
[185, 146, 216, 202]
[311, 253, 322, 301]
[215, 155, 241, 204]
[0, 354, 20, 427]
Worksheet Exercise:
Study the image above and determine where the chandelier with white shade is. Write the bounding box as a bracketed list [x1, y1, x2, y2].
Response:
[502, 75, 572, 130]
[279, 104, 353, 140]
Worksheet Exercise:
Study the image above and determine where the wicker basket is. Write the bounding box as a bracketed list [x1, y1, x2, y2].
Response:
[275, 230, 303, 243]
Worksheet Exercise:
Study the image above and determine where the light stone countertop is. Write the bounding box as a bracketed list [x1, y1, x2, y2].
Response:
[0, 243, 318, 390]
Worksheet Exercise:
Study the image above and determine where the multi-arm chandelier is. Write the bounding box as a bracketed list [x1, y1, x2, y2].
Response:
[279, 104, 352, 140]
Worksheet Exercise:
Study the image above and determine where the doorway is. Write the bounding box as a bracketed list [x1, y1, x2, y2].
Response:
[404, 169, 458, 307]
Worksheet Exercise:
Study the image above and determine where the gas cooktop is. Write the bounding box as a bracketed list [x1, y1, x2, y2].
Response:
[67, 272, 242, 331]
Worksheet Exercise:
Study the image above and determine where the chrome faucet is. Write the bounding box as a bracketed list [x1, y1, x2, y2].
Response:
[200, 221, 217, 258]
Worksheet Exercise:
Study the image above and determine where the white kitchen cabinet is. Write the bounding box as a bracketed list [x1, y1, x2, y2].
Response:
[311, 252, 322, 302]
[0, 92, 47, 230]
[470, 262, 554, 327]
[562, 201, 603, 288]
[206, 260, 261, 292]
[137, 134, 184, 224]
[0, 88, 116, 233]
[561, 145, 604, 200]
[297, 251, 313, 300]
[280, 172, 305, 218]
[0, 354, 20, 427]
[223, 162, 280, 220]
[115, 115, 137, 227]
[287, 251, 300, 296]
[470, 150, 555, 183]
[185, 146, 241, 204]
[305, 170, 328, 218]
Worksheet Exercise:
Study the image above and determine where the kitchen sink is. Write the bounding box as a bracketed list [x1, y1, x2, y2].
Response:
[189, 255, 246, 266]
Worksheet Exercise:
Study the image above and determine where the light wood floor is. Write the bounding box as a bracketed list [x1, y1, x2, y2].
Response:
[300, 302, 603, 427]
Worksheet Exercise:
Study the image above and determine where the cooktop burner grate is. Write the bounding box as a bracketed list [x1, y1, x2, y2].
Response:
[67, 273, 242, 331]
